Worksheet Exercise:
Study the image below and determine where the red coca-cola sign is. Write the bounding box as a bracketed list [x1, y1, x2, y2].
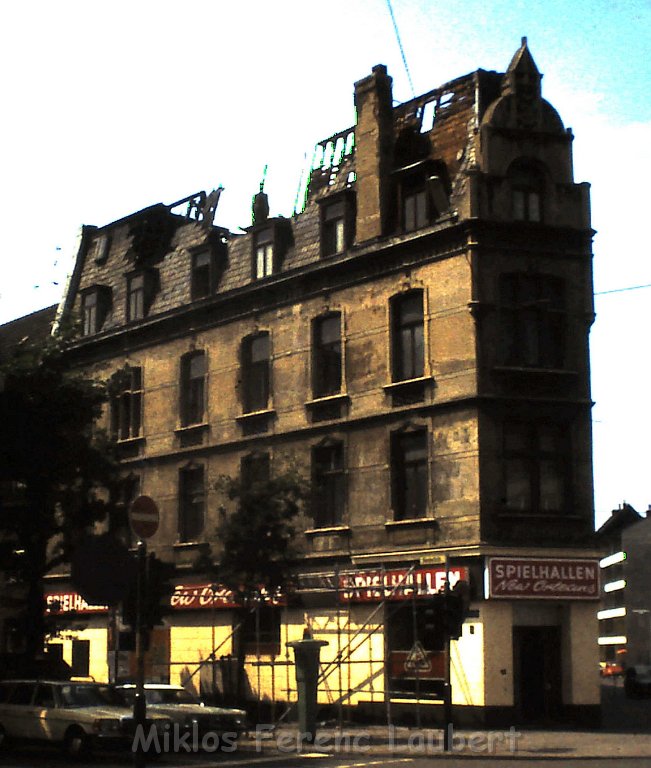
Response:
[170, 583, 238, 610]
[488, 557, 600, 600]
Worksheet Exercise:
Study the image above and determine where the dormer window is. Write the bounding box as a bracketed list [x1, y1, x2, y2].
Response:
[322, 201, 345, 256]
[395, 160, 448, 234]
[254, 228, 274, 279]
[191, 250, 213, 299]
[81, 286, 111, 336]
[403, 184, 430, 232]
[126, 270, 156, 322]
[93, 234, 111, 264]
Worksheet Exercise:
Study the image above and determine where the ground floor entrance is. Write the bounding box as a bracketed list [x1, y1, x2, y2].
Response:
[513, 625, 562, 723]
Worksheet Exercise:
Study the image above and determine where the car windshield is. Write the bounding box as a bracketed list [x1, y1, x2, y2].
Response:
[146, 688, 200, 705]
[59, 684, 125, 708]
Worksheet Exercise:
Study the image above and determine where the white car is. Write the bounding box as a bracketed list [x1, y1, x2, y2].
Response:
[0, 679, 170, 757]
[117, 683, 247, 741]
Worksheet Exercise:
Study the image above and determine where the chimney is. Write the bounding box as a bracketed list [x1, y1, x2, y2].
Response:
[353, 64, 393, 243]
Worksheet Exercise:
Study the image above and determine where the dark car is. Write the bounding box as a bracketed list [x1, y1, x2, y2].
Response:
[117, 684, 247, 744]
[624, 665, 651, 698]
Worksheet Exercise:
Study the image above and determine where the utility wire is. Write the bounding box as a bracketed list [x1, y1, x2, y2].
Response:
[595, 282, 651, 296]
[386, 0, 415, 98]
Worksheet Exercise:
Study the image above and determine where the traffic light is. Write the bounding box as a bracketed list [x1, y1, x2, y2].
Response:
[421, 593, 446, 651]
[144, 553, 176, 630]
[445, 580, 471, 640]
[119, 554, 175, 646]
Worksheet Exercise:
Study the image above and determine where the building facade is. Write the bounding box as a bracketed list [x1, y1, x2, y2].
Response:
[596, 504, 651, 668]
[50, 40, 600, 726]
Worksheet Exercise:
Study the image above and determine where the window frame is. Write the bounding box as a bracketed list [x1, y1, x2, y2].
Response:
[253, 228, 274, 280]
[501, 421, 570, 516]
[312, 441, 346, 528]
[241, 332, 271, 414]
[180, 351, 207, 427]
[499, 273, 566, 369]
[312, 312, 343, 399]
[178, 465, 206, 543]
[191, 249, 214, 300]
[391, 428, 429, 521]
[81, 286, 110, 336]
[391, 290, 425, 383]
[510, 162, 544, 223]
[109, 366, 143, 442]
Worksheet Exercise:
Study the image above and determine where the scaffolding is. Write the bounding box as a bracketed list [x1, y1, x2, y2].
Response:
[160, 562, 471, 729]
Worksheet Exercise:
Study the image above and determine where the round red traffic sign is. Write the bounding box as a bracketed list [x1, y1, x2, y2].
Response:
[129, 495, 160, 539]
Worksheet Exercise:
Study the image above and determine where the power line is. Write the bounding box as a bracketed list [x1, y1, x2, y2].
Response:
[594, 282, 651, 296]
[386, 0, 415, 98]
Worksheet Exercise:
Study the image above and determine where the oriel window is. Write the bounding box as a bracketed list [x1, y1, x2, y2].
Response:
[510, 162, 543, 222]
[503, 422, 567, 514]
[499, 273, 565, 369]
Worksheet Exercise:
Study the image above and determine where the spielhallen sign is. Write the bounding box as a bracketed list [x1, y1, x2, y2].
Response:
[487, 557, 600, 600]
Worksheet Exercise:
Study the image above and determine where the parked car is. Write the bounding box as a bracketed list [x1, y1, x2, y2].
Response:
[117, 683, 247, 742]
[624, 665, 651, 698]
[600, 661, 624, 677]
[0, 679, 171, 757]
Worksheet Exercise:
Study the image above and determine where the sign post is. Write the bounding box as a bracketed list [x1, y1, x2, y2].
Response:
[443, 554, 452, 752]
[128, 497, 159, 768]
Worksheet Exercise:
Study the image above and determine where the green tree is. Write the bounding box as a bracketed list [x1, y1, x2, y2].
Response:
[0, 330, 118, 668]
[200, 468, 307, 703]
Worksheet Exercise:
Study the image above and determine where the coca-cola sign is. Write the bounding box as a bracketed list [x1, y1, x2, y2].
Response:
[170, 584, 238, 610]
[488, 557, 600, 600]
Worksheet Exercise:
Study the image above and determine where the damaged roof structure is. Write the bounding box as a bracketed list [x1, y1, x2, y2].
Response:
[49, 40, 599, 727]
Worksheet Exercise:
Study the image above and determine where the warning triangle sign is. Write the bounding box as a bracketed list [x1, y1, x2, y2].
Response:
[404, 641, 432, 672]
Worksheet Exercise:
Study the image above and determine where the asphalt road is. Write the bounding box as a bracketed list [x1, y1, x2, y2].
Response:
[0, 748, 649, 768]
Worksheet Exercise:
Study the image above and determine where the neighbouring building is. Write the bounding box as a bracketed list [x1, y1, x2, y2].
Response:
[0, 305, 58, 667]
[48, 39, 601, 726]
[596, 504, 651, 668]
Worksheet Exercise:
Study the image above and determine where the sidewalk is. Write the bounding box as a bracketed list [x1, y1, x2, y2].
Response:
[244, 724, 651, 760]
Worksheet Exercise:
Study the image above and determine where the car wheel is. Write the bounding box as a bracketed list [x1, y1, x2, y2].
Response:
[63, 727, 91, 759]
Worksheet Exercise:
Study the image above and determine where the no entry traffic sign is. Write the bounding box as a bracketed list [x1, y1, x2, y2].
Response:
[129, 495, 160, 540]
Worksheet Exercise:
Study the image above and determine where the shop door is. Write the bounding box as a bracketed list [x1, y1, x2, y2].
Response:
[513, 626, 562, 723]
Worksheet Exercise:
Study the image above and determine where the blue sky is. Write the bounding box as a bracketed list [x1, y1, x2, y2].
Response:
[1, 1, 649, 526]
